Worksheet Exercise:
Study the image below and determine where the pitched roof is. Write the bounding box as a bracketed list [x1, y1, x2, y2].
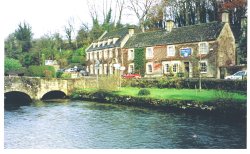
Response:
[124, 21, 225, 48]
[86, 27, 131, 52]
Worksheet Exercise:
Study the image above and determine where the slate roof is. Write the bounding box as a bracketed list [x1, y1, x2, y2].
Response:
[124, 21, 225, 48]
[86, 27, 131, 52]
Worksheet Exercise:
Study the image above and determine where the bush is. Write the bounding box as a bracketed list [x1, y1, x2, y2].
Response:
[4, 58, 22, 73]
[28, 65, 55, 78]
[122, 78, 246, 92]
[61, 73, 71, 79]
[138, 88, 151, 96]
[56, 71, 64, 78]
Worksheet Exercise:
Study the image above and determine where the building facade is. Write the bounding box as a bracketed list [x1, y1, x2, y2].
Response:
[86, 11, 236, 79]
[85, 27, 135, 75]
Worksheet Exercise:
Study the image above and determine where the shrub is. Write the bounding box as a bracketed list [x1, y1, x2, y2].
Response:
[28, 65, 55, 78]
[61, 73, 71, 79]
[56, 71, 64, 78]
[4, 58, 22, 73]
[138, 88, 151, 96]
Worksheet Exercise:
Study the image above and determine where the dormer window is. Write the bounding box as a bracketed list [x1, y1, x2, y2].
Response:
[199, 42, 209, 54]
[98, 42, 101, 47]
[108, 39, 112, 45]
[113, 38, 119, 44]
[93, 43, 96, 48]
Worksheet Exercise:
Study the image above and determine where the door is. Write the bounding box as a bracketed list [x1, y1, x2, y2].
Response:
[184, 62, 190, 77]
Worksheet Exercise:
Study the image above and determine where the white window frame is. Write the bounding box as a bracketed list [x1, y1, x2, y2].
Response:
[162, 61, 180, 73]
[104, 64, 108, 74]
[109, 49, 113, 58]
[128, 48, 134, 60]
[146, 62, 153, 74]
[104, 49, 108, 59]
[167, 45, 175, 57]
[146, 47, 153, 59]
[199, 42, 209, 54]
[172, 63, 179, 73]
[115, 49, 119, 57]
[109, 64, 113, 75]
[94, 51, 98, 60]
[99, 64, 103, 75]
[128, 63, 134, 74]
[162, 62, 171, 73]
[199, 61, 208, 73]
[90, 65, 93, 74]
[99, 50, 103, 59]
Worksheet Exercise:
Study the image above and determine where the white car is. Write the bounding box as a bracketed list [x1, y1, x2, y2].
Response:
[64, 68, 75, 72]
[225, 71, 247, 80]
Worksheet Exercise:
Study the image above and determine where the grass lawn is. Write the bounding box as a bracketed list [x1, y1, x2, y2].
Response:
[112, 87, 247, 102]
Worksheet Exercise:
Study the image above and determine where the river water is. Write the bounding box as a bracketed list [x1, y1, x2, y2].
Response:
[4, 100, 246, 149]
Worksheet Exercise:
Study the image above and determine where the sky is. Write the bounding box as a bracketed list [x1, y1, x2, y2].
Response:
[1, 0, 137, 39]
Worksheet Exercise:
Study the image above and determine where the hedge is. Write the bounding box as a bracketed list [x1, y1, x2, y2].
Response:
[122, 78, 247, 92]
[28, 65, 55, 78]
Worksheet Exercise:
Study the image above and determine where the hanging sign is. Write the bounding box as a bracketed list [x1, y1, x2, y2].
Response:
[180, 48, 192, 57]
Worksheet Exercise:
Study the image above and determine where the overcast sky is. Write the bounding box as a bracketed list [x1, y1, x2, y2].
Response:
[1, 0, 137, 39]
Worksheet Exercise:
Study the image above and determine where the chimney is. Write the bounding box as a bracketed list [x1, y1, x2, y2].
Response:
[222, 10, 229, 23]
[128, 26, 135, 37]
[166, 20, 174, 32]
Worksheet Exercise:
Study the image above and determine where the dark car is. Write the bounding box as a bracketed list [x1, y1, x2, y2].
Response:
[122, 74, 141, 79]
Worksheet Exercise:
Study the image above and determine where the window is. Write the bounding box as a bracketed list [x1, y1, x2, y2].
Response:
[94, 52, 98, 60]
[109, 49, 113, 58]
[199, 42, 209, 54]
[99, 64, 103, 75]
[164, 63, 170, 73]
[128, 49, 134, 60]
[90, 65, 93, 74]
[99, 51, 102, 59]
[115, 49, 119, 57]
[86, 53, 90, 60]
[146, 62, 153, 74]
[172, 63, 179, 73]
[146, 47, 153, 59]
[167, 45, 175, 56]
[104, 64, 108, 74]
[109, 65, 113, 75]
[200, 61, 207, 73]
[128, 63, 134, 73]
[90, 52, 94, 60]
[104, 50, 108, 59]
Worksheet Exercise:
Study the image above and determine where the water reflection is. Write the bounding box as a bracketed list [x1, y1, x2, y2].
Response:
[4, 100, 246, 149]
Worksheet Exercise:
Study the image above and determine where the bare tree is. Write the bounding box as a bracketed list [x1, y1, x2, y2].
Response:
[64, 17, 75, 49]
[127, 0, 156, 32]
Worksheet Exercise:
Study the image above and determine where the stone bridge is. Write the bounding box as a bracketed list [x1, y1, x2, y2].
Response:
[4, 76, 97, 100]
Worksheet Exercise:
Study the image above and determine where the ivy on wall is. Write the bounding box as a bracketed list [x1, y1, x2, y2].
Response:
[134, 48, 146, 76]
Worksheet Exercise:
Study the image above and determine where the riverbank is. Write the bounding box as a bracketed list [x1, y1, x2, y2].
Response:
[71, 87, 247, 118]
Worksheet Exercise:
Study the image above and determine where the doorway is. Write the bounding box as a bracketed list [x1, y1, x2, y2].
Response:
[184, 62, 190, 77]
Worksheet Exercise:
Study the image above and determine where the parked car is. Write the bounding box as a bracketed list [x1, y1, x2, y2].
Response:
[224, 70, 247, 80]
[64, 68, 75, 72]
[80, 70, 89, 76]
[122, 74, 141, 79]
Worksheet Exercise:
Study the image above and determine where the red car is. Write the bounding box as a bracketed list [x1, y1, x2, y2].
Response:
[122, 74, 142, 79]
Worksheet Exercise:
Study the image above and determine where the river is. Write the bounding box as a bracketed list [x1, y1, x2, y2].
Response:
[4, 100, 246, 149]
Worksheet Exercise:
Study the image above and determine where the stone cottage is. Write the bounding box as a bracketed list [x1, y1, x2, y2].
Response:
[85, 26, 135, 75]
[86, 11, 236, 79]
[123, 11, 235, 79]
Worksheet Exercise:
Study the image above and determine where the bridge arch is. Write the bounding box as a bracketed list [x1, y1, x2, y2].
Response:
[4, 91, 32, 110]
[41, 90, 67, 100]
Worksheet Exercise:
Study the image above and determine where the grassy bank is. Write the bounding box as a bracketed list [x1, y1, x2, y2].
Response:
[80, 87, 246, 103]
[72, 87, 246, 117]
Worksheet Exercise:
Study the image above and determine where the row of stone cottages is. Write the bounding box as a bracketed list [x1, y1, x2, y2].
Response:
[85, 11, 236, 79]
